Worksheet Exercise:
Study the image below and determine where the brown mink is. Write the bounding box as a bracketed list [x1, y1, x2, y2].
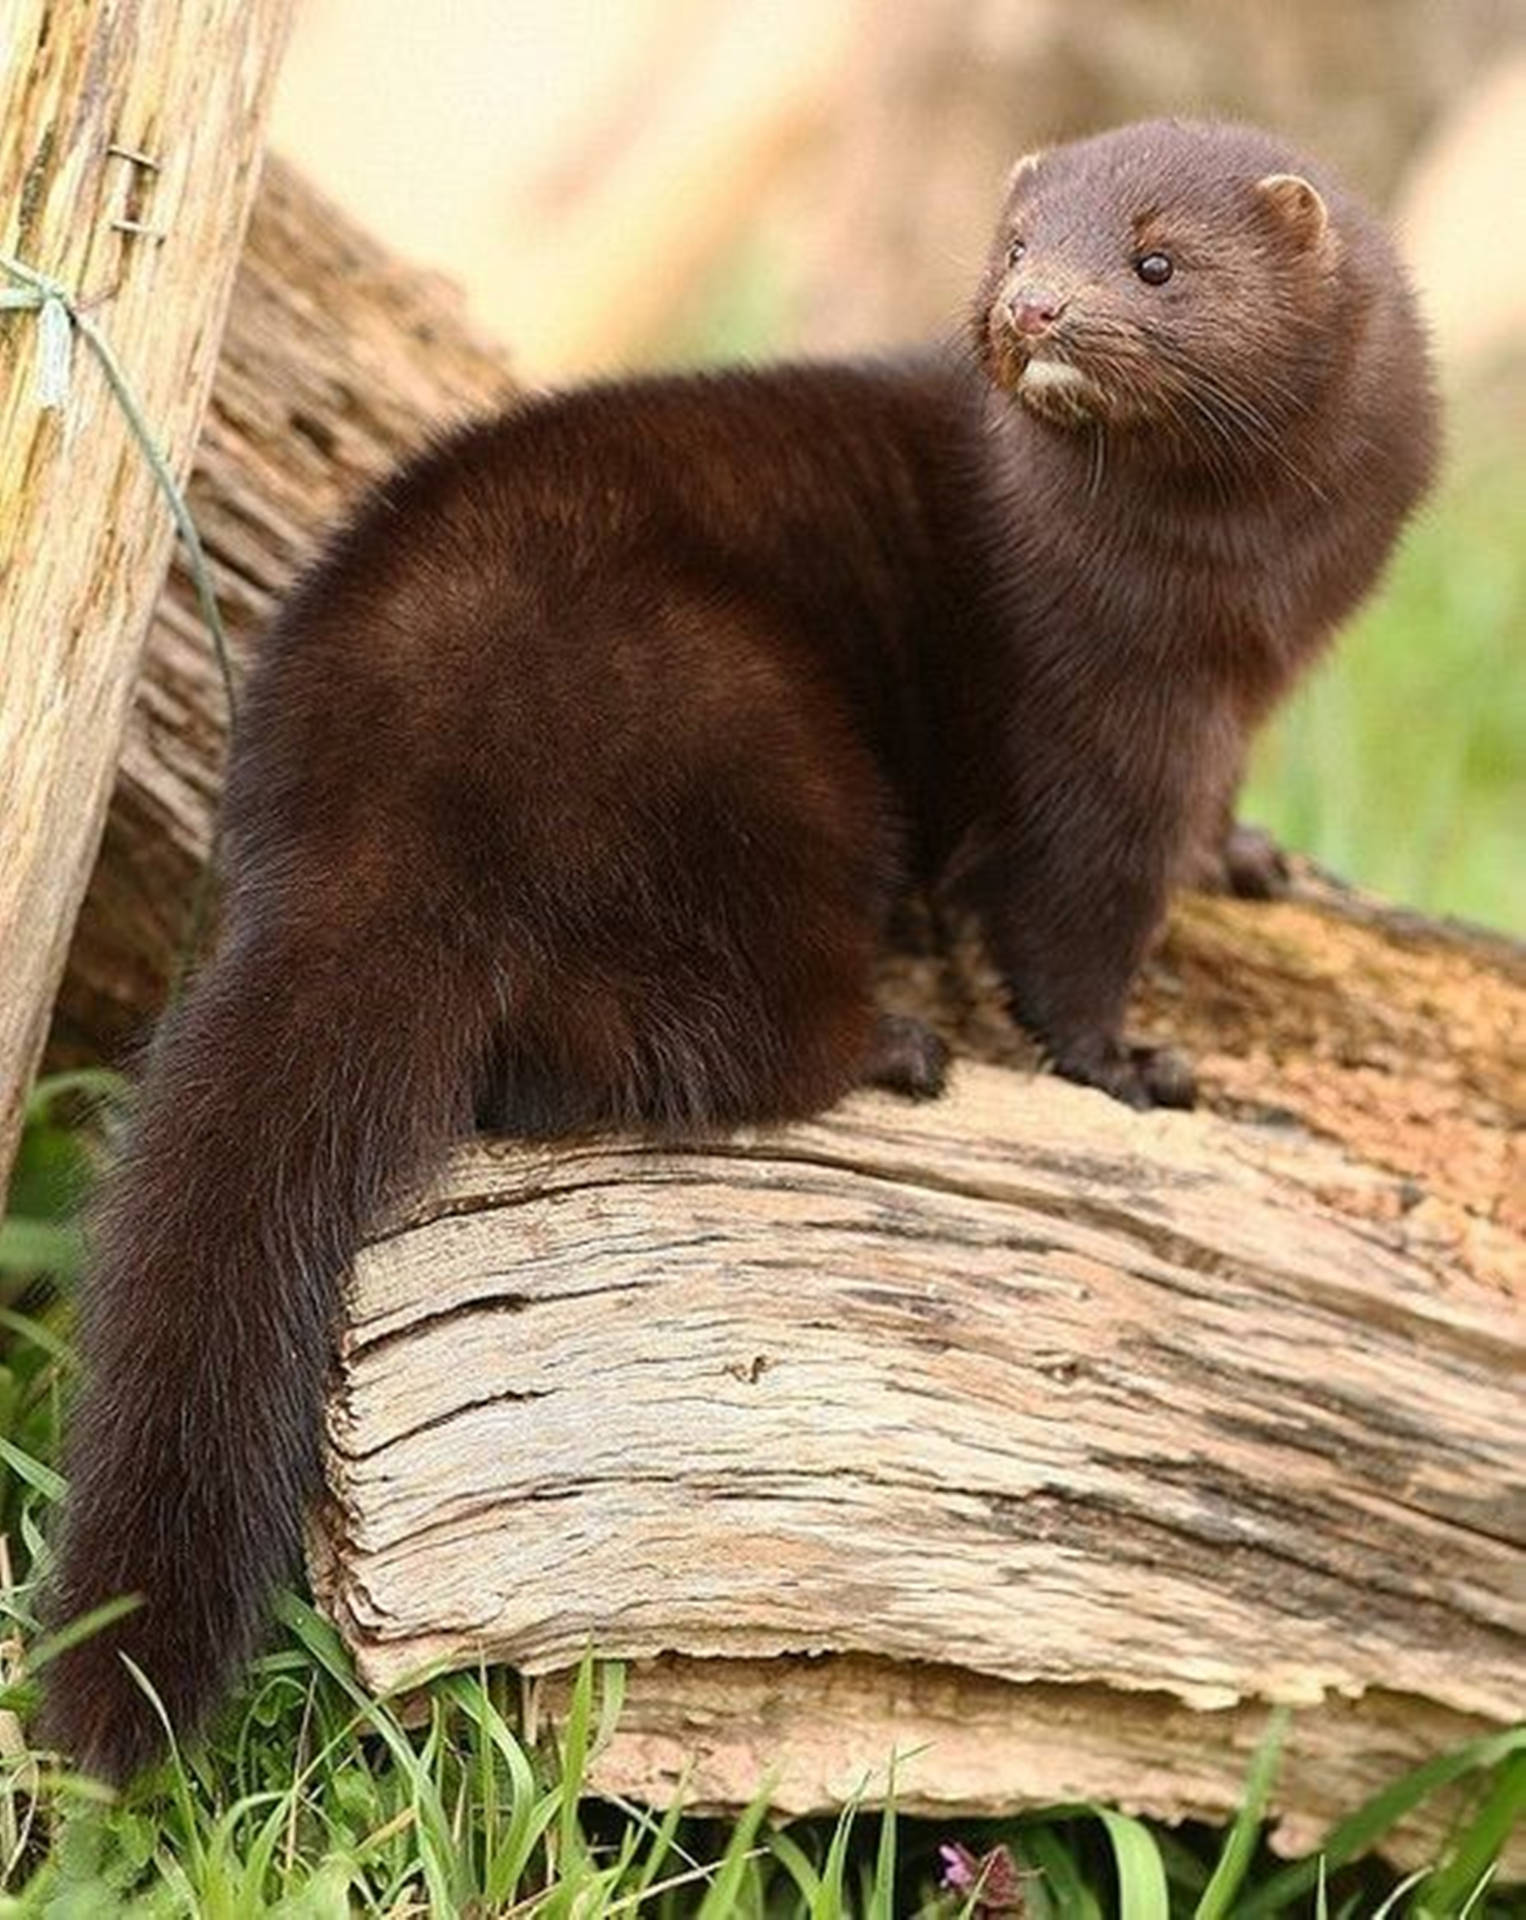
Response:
[44, 118, 1435, 1780]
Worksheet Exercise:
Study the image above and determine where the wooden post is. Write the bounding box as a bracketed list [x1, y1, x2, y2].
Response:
[0, 0, 293, 1187]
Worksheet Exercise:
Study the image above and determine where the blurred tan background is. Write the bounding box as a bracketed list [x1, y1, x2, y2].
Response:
[270, 0, 1526, 387]
[269, 0, 1526, 931]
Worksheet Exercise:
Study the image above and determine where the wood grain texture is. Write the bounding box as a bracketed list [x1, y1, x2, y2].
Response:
[526, 1659, 1521, 1870]
[49, 156, 516, 1065]
[0, 0, 293, 1185]
[316, 1005, 1523, 1863]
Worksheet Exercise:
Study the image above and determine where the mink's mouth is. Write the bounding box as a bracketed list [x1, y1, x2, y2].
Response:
[980, 306, 1107, 426]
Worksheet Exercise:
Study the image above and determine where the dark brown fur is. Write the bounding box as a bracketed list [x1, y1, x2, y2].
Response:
[44, 119, 1435, 1780]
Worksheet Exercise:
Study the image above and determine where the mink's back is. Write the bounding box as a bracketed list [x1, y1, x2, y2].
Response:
[218, 355, 1017, 1138]
[224, 355, 996, 918]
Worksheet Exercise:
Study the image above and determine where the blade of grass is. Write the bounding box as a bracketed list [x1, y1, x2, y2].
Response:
[0, 1221, 83, 1279]
[592, 1657, 625, 1759]
[22, 1071, 129, 1123]
[0, 1307, 72, 1365]
[870, 1768, 897, 1920]
[21, 1594, 142, 1675]
[0, 1436, 65, 1504]
[1194, 1707, 1289, 1919]
[119, 1655, 207, 1887]
[767, 1825, 822, 1904]
[1236, 1725, 1526, 1918]
[441, 1673, 563, 1904]
[1414, 1748, 1526, 1919]
[813, 1796, 858, 1918]
[1456, 1866, 1498, 1918]
[1370, 1865, 1428, 1918]
[554, 1652, 596, 1884]
[1094, 1808, 1169, 1920]
[623, 1776, 694, 1902]
[273, 1593, 458, 1913]
[1022, 1825, 1103, 1920]
[694, 1782, 772, 1920]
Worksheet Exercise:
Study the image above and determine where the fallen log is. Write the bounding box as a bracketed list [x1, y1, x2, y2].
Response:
[315, 879, 1524, 1870]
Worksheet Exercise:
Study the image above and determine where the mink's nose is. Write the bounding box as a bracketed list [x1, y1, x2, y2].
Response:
[1008, 289, 1066, 336]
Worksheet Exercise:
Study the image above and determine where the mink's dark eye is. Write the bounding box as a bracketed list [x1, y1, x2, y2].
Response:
[1006, 238, 1026, 268]
[1135, 252, 1173, 286]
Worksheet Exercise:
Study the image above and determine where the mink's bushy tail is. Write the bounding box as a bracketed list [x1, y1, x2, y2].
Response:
[42, 920, 492, 1782]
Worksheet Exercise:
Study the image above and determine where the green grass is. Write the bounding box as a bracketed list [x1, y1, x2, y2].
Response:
[1243, 429, 1526, 937]
[2, 1609, 1522, 1915]
[2, 1078, 1524, 1913]
[1, 1621, 1522, 1914]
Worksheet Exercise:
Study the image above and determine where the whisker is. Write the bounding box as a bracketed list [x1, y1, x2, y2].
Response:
[1086, 423, 1106, 502]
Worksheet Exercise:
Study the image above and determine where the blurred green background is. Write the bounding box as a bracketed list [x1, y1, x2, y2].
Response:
[1244, 430, 1524, 933]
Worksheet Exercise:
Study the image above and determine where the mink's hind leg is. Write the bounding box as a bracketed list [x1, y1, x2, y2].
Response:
[475, 994, 934, 1141]
[470, 812, 893, 1140]
[468, 617, 902, 1140]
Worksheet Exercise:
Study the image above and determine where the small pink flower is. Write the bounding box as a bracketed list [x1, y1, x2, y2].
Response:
[937, 1840, 1028, 1914]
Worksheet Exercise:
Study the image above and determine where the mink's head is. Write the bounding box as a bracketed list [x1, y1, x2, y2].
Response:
[974, 119, 1372, 464]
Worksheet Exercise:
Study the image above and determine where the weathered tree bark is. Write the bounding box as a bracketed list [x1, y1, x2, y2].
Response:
[48, 157, 517, 1067]
[314, 884, 1524, 1871]
[0, 0, 293, 1190]
[48, 151, 1522, 1869]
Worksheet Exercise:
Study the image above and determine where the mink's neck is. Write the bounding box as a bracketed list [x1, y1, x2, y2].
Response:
[969, 280, 1419, 708]
[990, 386, 1339, 551]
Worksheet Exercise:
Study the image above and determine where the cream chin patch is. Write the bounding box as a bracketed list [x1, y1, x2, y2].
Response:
[1020, 359, 1092, 396]
[1018, 356, 1101, 421]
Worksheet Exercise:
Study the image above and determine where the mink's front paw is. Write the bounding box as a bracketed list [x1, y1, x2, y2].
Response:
[1126, 1042, 1197, 1109]
[1186, 822, 1291, 900]
[1051, 1035, 1197, 1111]
[863, 1013, 951, 1100]
[1220, 823, 1291, 901]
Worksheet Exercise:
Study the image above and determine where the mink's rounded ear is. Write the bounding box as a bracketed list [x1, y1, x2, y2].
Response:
[1255, 172, 1330, 253]
[1005, 149, 1046, 196]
